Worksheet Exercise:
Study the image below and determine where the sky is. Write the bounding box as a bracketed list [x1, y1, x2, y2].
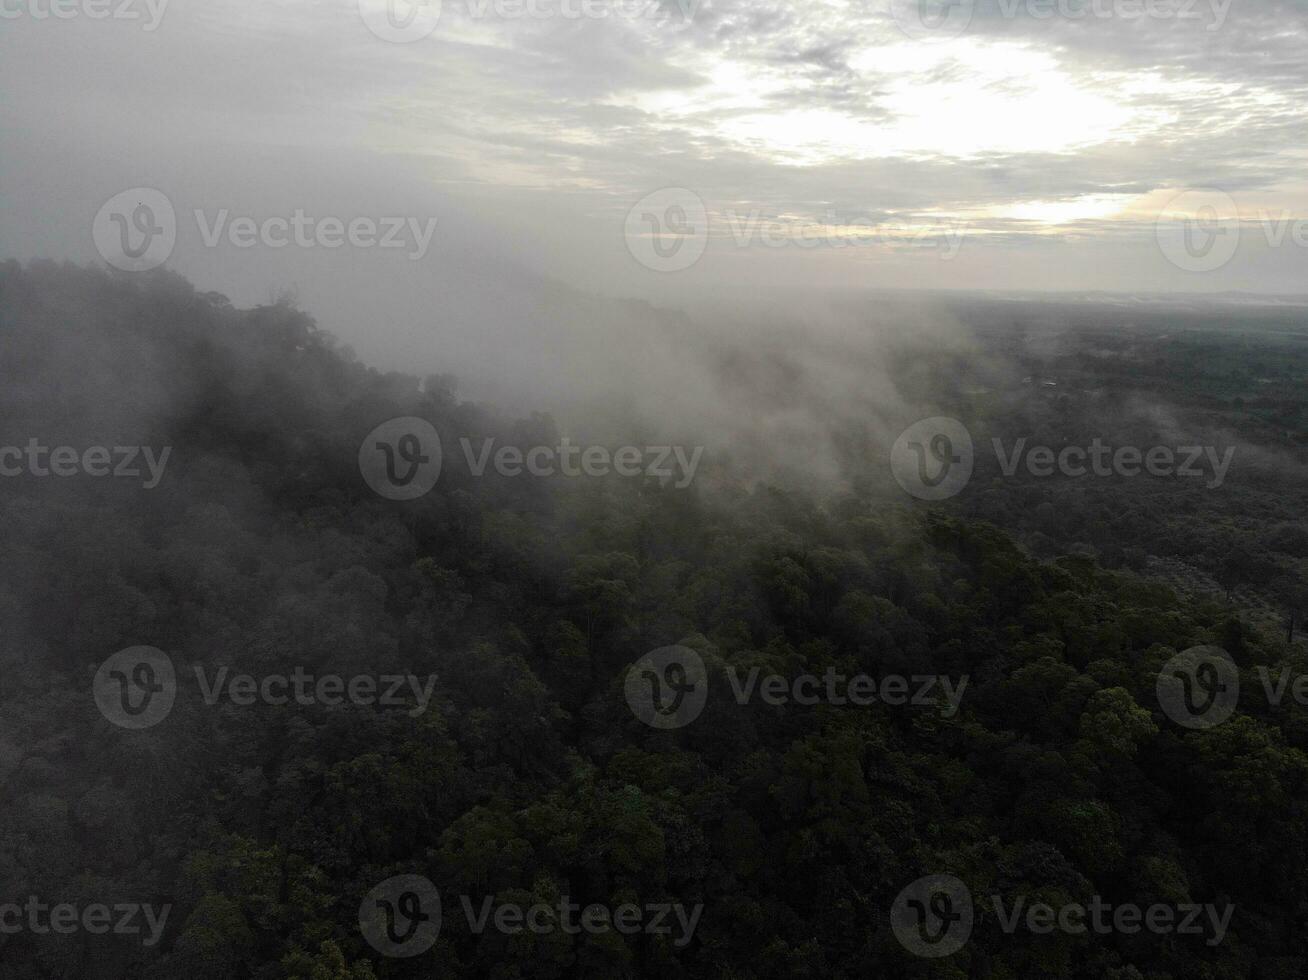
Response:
[2, 0, 1307, 375]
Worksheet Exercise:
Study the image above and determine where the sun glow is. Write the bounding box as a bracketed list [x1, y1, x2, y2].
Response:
[712, 40, 1167, 163]
[987, 196, 1136, 225]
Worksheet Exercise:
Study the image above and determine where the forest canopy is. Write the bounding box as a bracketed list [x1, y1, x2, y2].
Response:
[1, 261, 1306, 979]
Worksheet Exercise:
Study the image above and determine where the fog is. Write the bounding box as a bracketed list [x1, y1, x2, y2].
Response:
[4, 0, 1308, 495]
[5, 0, 1308, 407]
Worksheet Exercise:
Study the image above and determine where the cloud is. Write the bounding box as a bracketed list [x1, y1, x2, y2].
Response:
[2, 0, 1306, 347]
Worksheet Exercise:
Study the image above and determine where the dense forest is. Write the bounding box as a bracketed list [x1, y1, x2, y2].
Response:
[3, 261, 1308, 979]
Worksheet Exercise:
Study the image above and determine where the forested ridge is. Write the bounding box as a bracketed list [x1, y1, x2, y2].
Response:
[2, 261, 1307, 978]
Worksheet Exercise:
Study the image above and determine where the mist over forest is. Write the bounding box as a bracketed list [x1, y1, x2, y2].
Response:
[5, 0, 1308, 977]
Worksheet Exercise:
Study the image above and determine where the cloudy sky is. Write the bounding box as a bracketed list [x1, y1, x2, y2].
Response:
[2, 0, 1307, 370]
